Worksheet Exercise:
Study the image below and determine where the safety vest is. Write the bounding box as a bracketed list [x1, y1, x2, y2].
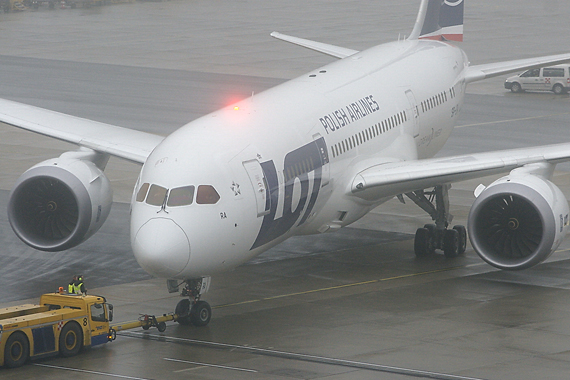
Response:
[68, 283, 74, 293]
[74, 282, 84, 294]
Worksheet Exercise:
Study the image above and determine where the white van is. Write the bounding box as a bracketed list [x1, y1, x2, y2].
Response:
[505, 64, 570, 94]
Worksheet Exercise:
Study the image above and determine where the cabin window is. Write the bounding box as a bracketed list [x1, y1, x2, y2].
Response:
[196, 185, 220, 205]
[167, 186, 195, 207]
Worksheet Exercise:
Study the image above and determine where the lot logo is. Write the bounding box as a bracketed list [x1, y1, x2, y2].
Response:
[251, 138, 329, 250]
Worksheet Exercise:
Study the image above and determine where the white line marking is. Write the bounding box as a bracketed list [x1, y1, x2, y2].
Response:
[164, 357, 258, 373]
[33, 363, 152, 380]
[124, 331, 487, 380]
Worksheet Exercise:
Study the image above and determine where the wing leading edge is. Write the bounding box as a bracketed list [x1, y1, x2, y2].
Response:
[465, 53, 570, 84]
[350, 143, 570, 201]
[0, 98, 164, 164]
[270, 32, 358, 59]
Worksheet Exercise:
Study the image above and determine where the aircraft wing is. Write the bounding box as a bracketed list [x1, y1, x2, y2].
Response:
[465, 52, 570, 83]
[349, 143, 570, 200]
[0, 97, 164, 164]
[270, 32, 358, 59]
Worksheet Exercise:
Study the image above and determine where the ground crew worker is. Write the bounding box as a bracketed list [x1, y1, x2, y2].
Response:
[68, 275, 78, 293]
[74, 275, 87, 295]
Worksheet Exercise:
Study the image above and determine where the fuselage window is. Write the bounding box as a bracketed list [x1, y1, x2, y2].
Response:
[196, 185, 220, 205]
[136, 183, 150, 202]
[146, 184, 168, 206]
[167, 185, 195, 207]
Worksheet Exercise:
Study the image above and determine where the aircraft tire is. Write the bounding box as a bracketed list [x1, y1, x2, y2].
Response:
[443, 229, 460, 258]
[453, 225, 467, 254]
[190, 301, 212, 327]
[414, 228, 431, 258]
[423, 224, 437, 254]
[175, 299, 192, 325]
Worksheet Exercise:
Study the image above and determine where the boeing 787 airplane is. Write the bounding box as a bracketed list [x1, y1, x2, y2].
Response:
[2, 0, 570, 326]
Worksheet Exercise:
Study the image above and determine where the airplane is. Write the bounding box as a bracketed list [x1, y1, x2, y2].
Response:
[2, 0, 570, 327]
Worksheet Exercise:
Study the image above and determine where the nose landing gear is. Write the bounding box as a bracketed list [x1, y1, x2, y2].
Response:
[170, 277, 212, 327]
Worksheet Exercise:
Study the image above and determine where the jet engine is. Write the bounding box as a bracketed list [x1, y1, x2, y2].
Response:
[8, 151, 113, 252]
[468, 164, 569, 270]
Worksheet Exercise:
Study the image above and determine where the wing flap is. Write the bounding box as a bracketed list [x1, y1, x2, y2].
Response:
[0, 98, 164, 163]
[270, 32, 358, 59]
[465, 53, 570, 83]
[350, 143, 570, 200]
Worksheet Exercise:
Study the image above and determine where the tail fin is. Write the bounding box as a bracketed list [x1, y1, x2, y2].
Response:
[409, 0, 464, 42]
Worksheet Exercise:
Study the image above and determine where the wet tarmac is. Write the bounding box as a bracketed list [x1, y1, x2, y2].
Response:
[1, 1, 570, 379]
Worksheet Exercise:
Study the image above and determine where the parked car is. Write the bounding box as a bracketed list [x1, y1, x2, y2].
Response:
[505, 64, 570, 94]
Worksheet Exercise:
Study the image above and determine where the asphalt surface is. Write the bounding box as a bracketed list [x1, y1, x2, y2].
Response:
[1, 1, 570, 379]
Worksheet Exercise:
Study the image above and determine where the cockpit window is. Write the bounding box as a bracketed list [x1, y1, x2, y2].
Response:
[136, 183, 150, 202]
[196, 185, 220, 205]
[167, 186, 195, 207]
[146, 184, 168, 206]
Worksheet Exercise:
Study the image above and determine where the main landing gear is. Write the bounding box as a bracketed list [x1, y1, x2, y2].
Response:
[405, 185, 467, 258]
[169, 277, 212, 327]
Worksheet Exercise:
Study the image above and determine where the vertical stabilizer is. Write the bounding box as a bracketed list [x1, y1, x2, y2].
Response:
[409, 0, 464, 42]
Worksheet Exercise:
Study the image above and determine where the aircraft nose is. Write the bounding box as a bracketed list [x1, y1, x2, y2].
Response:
[132, 218, 190, 278]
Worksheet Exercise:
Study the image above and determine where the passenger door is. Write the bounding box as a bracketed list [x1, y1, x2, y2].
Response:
[243, 159, 271, 217]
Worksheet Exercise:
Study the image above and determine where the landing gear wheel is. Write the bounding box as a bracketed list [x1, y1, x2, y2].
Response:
[59, 322, 83, 358]
[453, 225, 467, 255]
[414, 228, 431, 258]
[190, 301, 212, 327]
[423, 224, 437, 254]
[175, 299, 192, 326]
[4, 332, 29, 368]
[443, 229, 460, 258]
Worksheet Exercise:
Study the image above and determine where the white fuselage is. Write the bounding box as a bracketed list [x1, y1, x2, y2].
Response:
[129, 39, 469, 279]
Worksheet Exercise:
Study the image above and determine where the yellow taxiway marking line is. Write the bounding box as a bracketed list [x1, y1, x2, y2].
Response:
[457, 112, 570, 129]
[214, 265, 464, 309]
[214, 248, 570, 310]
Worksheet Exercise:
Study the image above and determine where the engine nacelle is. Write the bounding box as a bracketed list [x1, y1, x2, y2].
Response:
[8, 152, 113, 252]
[468, 165, 569, 270]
